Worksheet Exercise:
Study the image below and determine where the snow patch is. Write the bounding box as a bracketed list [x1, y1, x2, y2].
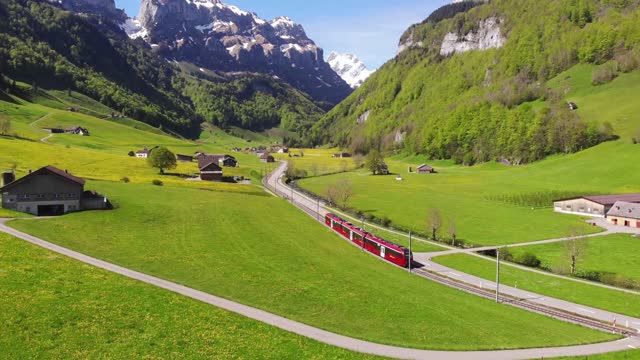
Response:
[119, 18, 147, 39]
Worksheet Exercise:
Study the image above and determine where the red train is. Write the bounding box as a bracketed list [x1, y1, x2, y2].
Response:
[324, 213, 412, 267]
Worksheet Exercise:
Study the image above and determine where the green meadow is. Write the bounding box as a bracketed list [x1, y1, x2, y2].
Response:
[0, 85, 628, 352]
[434, 253, 640, 318]
[8, 181, 617, 350]
[509, 233, 640, 282]
[0, 232, 378, 359]
[299, 67, 640, 247]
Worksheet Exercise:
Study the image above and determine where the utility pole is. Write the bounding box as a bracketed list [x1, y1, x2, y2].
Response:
[408, 231, 412, 273]
[496, 248, 501, 303]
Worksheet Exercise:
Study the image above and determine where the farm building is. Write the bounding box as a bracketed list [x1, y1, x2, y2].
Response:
[136, 149, 151, 158]
[416, 164, 435, 174]
[260, 153, 275, 163]
[0, 166, 109, 216]
[198, 157, 223, 181]
[65, 126, 90, 136]
[332, 152, 352, 158]
[607, 202, 640, 228]
[176, 154, 193, 162]
[196, 154, 238, 167]
[553, 194, 640, 218]
[42, 127, 65, 134]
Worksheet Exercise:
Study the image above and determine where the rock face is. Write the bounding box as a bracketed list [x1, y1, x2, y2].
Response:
[440, 17, 506, 56]
[326, 52, 373, 88]
[126, 0, 352, 105]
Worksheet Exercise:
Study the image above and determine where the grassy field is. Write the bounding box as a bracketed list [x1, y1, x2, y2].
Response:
[509, 233, 640, 281]
[0, 232, 379, 359]
[298, 67, 640, 247]
[7, 181, 618, 350]
[434, 253, 640, 318]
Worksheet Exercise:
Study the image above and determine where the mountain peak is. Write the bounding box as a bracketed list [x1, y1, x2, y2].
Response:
[327, 52, 373, 88]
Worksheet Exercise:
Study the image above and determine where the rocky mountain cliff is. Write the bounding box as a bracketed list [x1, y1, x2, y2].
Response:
[311, 0, 635, 165]
[121, 0, 351, 106]
[327, 52, 373, 88]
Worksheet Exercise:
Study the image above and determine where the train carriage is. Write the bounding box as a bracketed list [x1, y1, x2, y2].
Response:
[324, 213, 411, 268]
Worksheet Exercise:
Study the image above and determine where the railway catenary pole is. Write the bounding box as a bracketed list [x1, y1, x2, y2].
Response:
[496, 248, 501, 303]
[408, 231, 412, 273]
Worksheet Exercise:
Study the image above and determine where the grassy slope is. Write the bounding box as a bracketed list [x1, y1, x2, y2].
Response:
[509, 233, 640, 281]
[0, 232, 377, 359]
[8, 181, 617, 350]
[298, 67, 640, 247]
[434, 254, 640, 318]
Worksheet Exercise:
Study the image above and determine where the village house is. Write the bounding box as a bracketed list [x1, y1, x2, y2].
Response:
[198, 156, 223, 181]
[136, 148, 151, 158]
[65, 126, 90, 136]
[1, 166, 109, 216]
[278, 147, 289, 154]
[553, 194, 640, 218]
[260, 153, 275, 163]
[195, 153, 238, 167]
[416, 164, 436, 174]
[607, 202, 640, 228]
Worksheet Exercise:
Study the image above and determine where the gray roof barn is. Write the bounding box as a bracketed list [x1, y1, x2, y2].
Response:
[607, 201, 640, 220]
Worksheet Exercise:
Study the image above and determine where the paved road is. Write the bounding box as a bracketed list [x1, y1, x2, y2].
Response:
[28, 113, 55, 143]
[1, 218, 639, 359]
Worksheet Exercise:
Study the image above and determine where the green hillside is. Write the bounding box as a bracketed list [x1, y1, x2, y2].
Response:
[311, 0, 640, 164]
[0, 0, 323, 139]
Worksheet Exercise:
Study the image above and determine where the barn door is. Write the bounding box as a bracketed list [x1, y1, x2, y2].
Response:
[380, 246, 386, 258]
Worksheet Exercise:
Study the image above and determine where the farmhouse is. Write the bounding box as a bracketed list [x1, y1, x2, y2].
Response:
[0, 166, 109, 216]
[136, 149, 151, 158]
[198, 157, 223, 181]
[416, 164, 435, 174]
[607, 202, 640, 228]
[65, 126, 90, 136]
[196, 153, 238, 167]
[553, 194, 640, 218]
[260, 153, 275, 163]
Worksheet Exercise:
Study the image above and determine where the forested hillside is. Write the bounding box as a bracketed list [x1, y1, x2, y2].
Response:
[0, 0, 323, 138]
[311, 0, 640, 165]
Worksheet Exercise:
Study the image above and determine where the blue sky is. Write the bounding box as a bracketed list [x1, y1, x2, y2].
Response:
[114, 0, 449, 69]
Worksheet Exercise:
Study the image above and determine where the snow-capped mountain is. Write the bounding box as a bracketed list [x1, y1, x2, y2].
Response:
[326, 52, 373, 88]
[117, 0, 352, 105]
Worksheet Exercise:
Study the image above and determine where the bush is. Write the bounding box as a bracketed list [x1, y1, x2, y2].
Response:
[121, 177, 130, 183]
[152, 179, 163, 186]
[380, 216, 392, 227]
[516, 252, 541, 268]
[592, 64, 618, 85]
[128, 151, 135, 157]
[601, 274, 637, 289]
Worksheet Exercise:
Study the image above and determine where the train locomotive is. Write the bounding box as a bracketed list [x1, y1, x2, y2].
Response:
[324, 213, 412, 267]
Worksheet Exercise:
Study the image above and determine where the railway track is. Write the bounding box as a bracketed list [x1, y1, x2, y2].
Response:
[264, 165, 638, 339]
[412, 267, 637, 337]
